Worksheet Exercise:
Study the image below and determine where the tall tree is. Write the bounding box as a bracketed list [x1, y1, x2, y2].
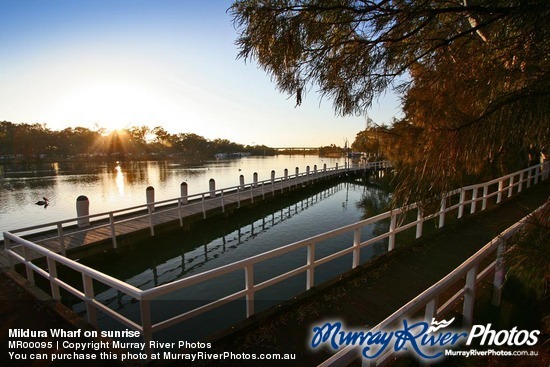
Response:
[231, 0, 550, 204]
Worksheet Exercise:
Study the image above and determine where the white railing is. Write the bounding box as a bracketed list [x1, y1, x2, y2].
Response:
[4, 161, 390, 254]
[3, 162, 547, 357]
[318, 199, 549, 367]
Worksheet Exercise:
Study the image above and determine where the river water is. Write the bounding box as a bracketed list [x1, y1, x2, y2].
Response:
[3, 155, 396, 344]
[0, 156, 352, 239]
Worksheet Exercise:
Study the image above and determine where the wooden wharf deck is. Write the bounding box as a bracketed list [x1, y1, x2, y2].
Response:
[1, 163, 381, 264]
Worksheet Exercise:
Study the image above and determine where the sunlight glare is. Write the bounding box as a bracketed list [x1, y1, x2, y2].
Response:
[45, 80, 163, 131]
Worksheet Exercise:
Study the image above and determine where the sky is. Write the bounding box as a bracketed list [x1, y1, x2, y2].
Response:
[0, 0, 402, 147]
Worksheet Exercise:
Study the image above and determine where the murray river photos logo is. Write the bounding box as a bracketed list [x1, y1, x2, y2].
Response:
[310, 318, 540, 361]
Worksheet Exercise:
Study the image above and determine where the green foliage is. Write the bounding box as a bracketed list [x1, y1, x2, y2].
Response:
[0, 121, 277, 161]
[505, 202, 550, 299]
[231, 0, 550, 204]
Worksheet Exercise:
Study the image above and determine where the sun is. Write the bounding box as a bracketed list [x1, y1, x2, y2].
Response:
[45, 80, 158, 131]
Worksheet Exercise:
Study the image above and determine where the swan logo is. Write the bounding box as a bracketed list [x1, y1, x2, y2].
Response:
[427, 317, 456, 333]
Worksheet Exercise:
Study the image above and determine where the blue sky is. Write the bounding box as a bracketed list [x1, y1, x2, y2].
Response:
[0, 0, 401, 147]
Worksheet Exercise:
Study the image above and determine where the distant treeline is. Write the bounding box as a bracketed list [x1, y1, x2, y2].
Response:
[0, 121, 346, 162]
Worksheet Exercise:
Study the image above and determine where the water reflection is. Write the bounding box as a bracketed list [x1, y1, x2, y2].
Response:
[114, 162, 124, 197]
[0, 156, 351, 238]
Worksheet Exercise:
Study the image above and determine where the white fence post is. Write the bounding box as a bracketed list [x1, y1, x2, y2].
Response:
[439, 196, 446, 228]
[470, 188, 478, 214]
[245, 265, 255, 317]
[82, 274, 98, 328]
[57, 223, 66, 256]
[47, 256, 61, 300]
[482, 185, 488, 210]
[388, 212, 397, 251]
[180, 182, 188, 204]
[141, 299, 153, 357]
[23, 247, 34, 284]
[109, 213, 117, 249]
[353, 227, 361, 268]
[492, 240, 506, 306]
[497, 180, 504, 204]
[458, 189, 466, 219]
[508, 176, 514, 197]
[518, 171, 524, 192]
[416, 207, 424, 239]
[462, 265, 478, 328]
[307, 242, 315, 290]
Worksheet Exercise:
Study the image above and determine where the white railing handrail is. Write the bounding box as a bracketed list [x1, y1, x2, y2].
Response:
[3, 161, 547, 356]
[319, 200, 547, 367]
[3, 232, 143, 298]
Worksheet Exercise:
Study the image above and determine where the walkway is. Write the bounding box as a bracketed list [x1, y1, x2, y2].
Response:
[2, 164, 378, 264]
[183, 180, 549, 367]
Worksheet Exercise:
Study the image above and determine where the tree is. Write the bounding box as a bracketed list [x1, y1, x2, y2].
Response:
[231, 0, 550, 204]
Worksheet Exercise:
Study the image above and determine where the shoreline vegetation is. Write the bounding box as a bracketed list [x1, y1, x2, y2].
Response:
[0, 121, 348, 164]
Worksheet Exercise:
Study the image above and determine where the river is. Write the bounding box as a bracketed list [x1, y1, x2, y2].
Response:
[4, 155, 396, 343]
[0, 155, 354, 239]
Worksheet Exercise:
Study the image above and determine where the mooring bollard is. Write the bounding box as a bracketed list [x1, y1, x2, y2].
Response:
[180, 182, 188, 205]
[253, 172, 258, 187]
[76, 195, 90, 227]
[146, 186, 155, 212]
[271, 170, 275, 184]
[240, 174, 245, 189]
[209, 178, 216, 198]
